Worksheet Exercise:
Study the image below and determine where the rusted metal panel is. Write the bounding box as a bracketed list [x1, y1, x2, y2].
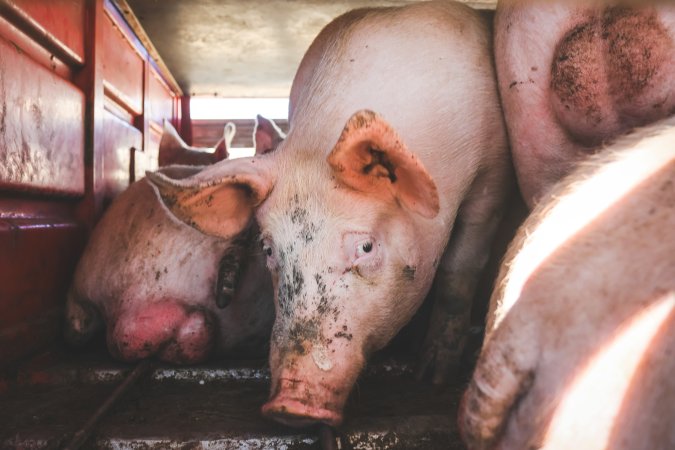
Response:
[101, 109, 140, 203]
[101, 9, 143, 115]
[0, 0, 85, 66]
[0, 35, 85, 196]
[147, 66, 174, 127]
[0, 216, 84, 364]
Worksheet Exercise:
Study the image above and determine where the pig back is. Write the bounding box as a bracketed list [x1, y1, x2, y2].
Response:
[288, 0, 510, 220]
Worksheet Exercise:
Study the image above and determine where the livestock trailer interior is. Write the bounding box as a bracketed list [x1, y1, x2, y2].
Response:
[0, 1, 509, 448]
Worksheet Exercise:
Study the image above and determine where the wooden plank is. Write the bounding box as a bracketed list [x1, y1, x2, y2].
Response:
[0, 35, 85, 196]
[101, 9, 143, 115]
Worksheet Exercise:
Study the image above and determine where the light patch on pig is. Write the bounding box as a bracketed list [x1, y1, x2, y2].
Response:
[311, 344, 334, 371]
[490, 128, 675, 335]
[544, 292, 674, 447]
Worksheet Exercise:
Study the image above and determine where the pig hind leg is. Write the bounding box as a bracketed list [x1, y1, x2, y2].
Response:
[64, 291, 104, 347]
[550, 7, 675, 147]
[459, 330, 537, 450]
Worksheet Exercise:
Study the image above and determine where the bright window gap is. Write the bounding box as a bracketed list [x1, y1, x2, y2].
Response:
[190, 97, 289, 120]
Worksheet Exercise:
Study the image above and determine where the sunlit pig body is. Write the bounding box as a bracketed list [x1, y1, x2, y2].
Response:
[64, 120, 285, 363]
[149, 0, 511, 426]
[495, 1, 675, 207]
[460, 117, 675, 450]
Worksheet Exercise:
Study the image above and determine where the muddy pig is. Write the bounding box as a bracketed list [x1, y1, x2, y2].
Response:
[460, 116, 675, 449]
[495, 1, 675, 207]
[148, 1, 512, 425]
[64, 120, 285, 363]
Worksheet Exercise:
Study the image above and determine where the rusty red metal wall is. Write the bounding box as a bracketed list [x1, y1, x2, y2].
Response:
[0, 0, 183, 366]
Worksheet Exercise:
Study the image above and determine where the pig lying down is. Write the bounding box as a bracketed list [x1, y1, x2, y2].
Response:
[460, 117, 675, 450]
[64, 120, 284, 363]
[495, 1, 675, 207]
[150, 0, 512, 426]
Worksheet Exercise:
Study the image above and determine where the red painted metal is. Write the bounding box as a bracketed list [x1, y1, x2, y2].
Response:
[0, 215, 85, 364]
[147, 66, 175, 127]
[0, 35, 85, 196]
[0, 0, 85, 66]
[101, 9, 143, 115]
[101, 109, 140, 205]
[0, 0, 181, 364]
[180, 94, 193, 146]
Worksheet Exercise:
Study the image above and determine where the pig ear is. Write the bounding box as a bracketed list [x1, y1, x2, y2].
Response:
[213, 123, 236, 161]
[327, 110, 439, 218]
[146, 159, 274, 239]
[158, 120, 189, 165]
[254, 114, 286, 155]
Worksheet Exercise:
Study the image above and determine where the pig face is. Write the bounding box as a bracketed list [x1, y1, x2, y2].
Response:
[149, 110, 440, 426]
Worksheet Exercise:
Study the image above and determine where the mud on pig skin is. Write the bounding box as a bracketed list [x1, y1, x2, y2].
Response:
[65, 115, 286, 363]
[460, 117, 675, 450]
[495, 0, 675, 207]
[149, 0, 512, 426]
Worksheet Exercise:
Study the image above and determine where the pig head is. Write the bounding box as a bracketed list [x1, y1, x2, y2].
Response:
[150, 110, 445, 426]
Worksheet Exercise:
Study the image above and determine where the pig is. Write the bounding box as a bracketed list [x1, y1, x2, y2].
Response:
[459, 116, 675, 450]
[494, 1, 675, 207]
[64, 120, 285, 363]
[148, 1, 512, 426]
[157, 119, 234, 166]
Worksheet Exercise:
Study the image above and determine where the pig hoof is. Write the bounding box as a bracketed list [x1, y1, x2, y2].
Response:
[64, 297, 103, 347]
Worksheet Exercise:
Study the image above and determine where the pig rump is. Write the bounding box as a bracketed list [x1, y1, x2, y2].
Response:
[460, 117, 675, 450]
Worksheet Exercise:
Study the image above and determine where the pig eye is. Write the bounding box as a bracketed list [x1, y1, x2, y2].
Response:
[356, 241, 373, 257]
[344, 233, 381, 272]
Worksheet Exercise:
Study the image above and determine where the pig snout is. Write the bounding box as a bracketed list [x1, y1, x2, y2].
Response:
[262, 376, 345, 427]
[262, 342, 363, 427]
[107, 301, 216, 364]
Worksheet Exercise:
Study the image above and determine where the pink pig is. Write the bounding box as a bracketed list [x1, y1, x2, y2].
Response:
[64, 119, 284, 363]
[149, 1, 512, 426]
[494, 1, 675, 207]
[460, 117, 675, 450]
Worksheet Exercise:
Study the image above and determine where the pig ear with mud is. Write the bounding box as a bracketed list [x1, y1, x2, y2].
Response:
[254, 114, 286, 155]
[327, 110, 439, 218]
[146, 159, 274, 239]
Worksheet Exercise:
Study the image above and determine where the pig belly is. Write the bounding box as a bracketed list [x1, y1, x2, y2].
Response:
[495, 3, 675, 206]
